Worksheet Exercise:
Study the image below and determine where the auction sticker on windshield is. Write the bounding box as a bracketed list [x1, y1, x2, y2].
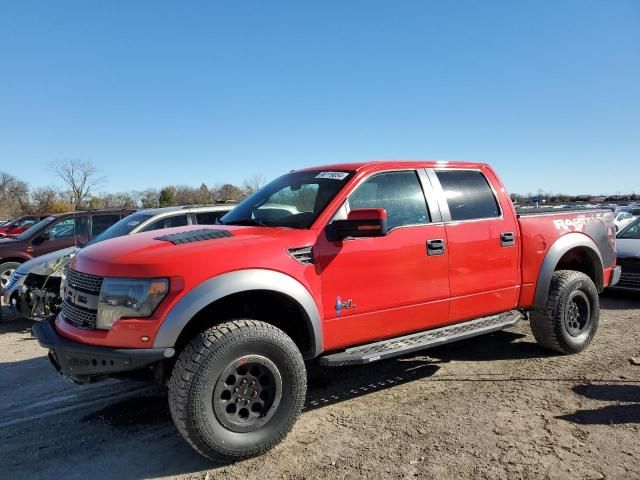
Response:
[315, 171, 349, 180]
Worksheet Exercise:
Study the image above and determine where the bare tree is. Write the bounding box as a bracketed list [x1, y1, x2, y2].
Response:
[0, 171, 29, 217]
[242, 174, 267, 195]
[31, 186, 63, 213]
[50, 159, 105, 209]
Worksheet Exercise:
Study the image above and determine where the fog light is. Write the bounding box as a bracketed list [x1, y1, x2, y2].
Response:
[141, 336, 150, 342]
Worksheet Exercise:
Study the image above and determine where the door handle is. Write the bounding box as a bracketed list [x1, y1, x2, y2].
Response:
[500, 232, 515, 247]
[427, 239, 446, 256]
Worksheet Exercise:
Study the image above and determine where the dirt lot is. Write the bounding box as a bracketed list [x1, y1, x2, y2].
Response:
[1, 292, 640, 480]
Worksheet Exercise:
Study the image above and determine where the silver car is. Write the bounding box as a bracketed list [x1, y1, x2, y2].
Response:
[3, 205, 233, 319]
[613, 217, 640, 291]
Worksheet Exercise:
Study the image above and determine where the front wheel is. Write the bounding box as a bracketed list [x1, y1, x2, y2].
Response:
[168, 319, 307, 462]
[0, 261, 20, 289]
[530, 270, 600, 354]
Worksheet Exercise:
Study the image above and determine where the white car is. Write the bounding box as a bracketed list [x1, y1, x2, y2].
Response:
[614, 212, 636, 232]
[613, 218, 640, 291]
[3, 205, 233, 320]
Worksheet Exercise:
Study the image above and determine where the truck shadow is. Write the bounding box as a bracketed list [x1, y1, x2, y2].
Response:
[557, 383, 640, 425]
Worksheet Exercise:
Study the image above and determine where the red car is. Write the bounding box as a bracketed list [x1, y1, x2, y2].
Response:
[34, 161, 619, 462]
[0, 215, 46, 238]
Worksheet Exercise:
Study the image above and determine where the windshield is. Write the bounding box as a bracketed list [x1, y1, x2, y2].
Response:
[220, 170, 354, 229]
[14, 216, 57, 241]
[85, 213, 154, 246]
[618, 218, 640, 239]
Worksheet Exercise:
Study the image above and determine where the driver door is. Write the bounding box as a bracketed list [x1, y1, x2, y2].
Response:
[316, 170, 451, 351]
[31, 216, 88, 256]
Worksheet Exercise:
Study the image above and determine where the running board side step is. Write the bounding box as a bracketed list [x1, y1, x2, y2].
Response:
[319, 311, 523, 367]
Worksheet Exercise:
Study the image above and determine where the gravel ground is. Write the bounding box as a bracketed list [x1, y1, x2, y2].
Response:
[1, 291, 639, 480]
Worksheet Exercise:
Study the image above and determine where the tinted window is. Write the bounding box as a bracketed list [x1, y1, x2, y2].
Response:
[91, 215, 121, 237]
[195, 211, 228, 225]
[436, 170, 500, 221]
[142, 214, 188, 232]
[348, 171, 430, 229]
[85, 213, 154, 246]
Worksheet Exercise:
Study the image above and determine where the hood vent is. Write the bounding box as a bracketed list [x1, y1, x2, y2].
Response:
[155, 228, 233, 245]
[288, 246, 314, 264]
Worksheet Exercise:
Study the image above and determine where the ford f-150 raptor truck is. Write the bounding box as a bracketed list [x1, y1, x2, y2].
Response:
[34, 161, 620, 462]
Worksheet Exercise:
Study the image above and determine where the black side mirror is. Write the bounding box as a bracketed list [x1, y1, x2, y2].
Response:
[326, 208, 388, 242]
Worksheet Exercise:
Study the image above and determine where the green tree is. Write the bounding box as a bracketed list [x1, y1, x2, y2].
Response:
[158, 187, 176, 207]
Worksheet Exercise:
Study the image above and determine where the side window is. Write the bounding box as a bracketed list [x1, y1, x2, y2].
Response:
[91, 215, 121, 237]
[436, 170, 500, 221]
[142, 214, 188, 232]
[18, 218, 37, 228]
[46, 217, 88, 240]
[347, 171, 430, 230]
[195, 211, 226, 225]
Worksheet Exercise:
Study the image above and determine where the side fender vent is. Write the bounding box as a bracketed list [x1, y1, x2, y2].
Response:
[288, 246, 314, 264]
[155, 228, 233, 245]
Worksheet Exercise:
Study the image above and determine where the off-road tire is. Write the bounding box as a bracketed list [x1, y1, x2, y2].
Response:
[168, 319, 307, 463]
[530, 270, 599, 354]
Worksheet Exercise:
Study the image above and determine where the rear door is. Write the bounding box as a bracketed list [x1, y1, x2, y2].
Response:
[430, 168, 520, 322]
[317, 169, 450, 351]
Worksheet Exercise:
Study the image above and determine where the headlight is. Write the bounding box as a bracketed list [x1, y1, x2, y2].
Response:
[96, 278, 169, 330]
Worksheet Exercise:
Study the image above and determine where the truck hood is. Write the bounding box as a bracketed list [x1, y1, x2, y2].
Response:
[16, 246, 78, 276]
[616, 238, 640, 259]
[72, 225, 317, 281]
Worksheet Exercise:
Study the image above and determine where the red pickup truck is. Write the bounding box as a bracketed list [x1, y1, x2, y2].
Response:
[34, 161, 620, 462]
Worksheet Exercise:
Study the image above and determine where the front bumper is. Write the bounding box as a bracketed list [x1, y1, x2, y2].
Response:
[32, 317, 172, 381]
[609, 265, 622, 287]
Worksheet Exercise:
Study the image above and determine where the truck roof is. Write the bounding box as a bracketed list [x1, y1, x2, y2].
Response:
[297, 160, 490, 172]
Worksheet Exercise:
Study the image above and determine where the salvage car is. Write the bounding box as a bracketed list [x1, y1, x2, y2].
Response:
[3, 205, 232, 320]
[0, 209, 133, 290]
[612, 217, 640, 291]
[34, 161, 619, 462]
[0, 215, 47, 238]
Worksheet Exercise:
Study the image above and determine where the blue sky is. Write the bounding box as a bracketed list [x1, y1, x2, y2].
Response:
[1, 1, 638, 195]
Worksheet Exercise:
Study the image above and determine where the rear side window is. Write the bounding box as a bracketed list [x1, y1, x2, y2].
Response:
[348, 171, 430, 230]
[195, 211, 227, 225]
[142, 214, 188, 232]
[91, 215, 121, 237]
[436, 170, 500, 221]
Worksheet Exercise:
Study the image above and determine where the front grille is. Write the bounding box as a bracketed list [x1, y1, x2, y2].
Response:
[617, 257, 640, 275]
[618, 272, 640, 290]
[66, 269, 104, 294]
[62, 300, 97, 329]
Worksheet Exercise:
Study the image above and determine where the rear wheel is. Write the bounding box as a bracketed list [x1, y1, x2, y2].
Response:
[168, 319, 306, 462]
[0, 262, 20, 289]
[530, 270, 599, 354]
